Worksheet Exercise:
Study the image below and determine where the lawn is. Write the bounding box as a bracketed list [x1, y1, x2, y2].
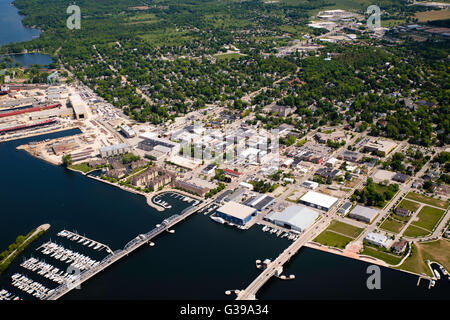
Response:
[403, 225, 431, 238]
[380, 217, 405, 234]
[214, 52, 244, 61]
[397, 199, 421, 213]
[398, 240, 450, 277]
[361, 246, 403, 266]
[405, 192, 449, 209]
[411, 206, 445, 232]
[327, 221, 363, 238]
[313, 230, 353, 249]
[69, 163, 92, 173]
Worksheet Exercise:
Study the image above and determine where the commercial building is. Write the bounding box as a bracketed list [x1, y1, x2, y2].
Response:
[298, 191, 338, 212]
[348, 205, 378, 223]
[364, 232, 391, 248]
[265, 205, 319, 232]
[215, 201, 257, 226]
[338, 202, 352, 215]
[392, 173, 409, 183]
[302, 180, 319, 190]
[138, 132, 180, 156]
[68, 94, 88, 120]
[363, 140, 397, 156]
[120, 124, 136, 138]
[99, 143, 129, 158]
[244, 194, 275, 211]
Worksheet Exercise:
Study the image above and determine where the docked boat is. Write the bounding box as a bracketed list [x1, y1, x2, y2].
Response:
[210, 215, 225, 224]
[433, 269, 441, 280]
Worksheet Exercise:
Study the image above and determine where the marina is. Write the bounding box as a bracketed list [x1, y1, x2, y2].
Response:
[57, 230, 112, 253]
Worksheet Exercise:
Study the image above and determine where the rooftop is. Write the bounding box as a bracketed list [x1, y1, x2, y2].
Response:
[217, 201, 256, 220]
[299, 191, 338, 209]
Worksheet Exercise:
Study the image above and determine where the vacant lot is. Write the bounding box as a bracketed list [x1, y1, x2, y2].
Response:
[405, 192, 449, 209]
[412, 206, 446, 231]
[327, 221, 363, 238]
[380, 217, 405, 234]
[415, 10, 450, 22]
[398, 240, 450, 277]
[397, 199, 421, 213]
[313, 230, 353, 249]
[403, 225, 432, 238]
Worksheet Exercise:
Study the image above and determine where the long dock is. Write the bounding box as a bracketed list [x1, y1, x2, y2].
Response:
[45, 204, 200, 300]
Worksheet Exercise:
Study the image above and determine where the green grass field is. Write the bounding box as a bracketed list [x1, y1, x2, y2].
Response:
[380, 217, 405, 234]
[313, 230, 353, 249]
[405, 192, 449, 209]
[397, 240, 450, 277]
[411, 206, 445, 232]
[214, 52, 244, 61]
[327, 221, 363, 238]
[397, 199, 421, 213]
[361, 246, 403, 266]
[69, 163, 92, 173]
[403, 225, 431, 238]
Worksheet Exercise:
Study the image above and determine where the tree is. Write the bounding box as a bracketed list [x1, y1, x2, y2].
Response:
[62, 154, 72, 167]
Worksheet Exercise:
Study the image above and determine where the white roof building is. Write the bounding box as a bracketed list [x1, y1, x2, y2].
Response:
[265, 205, 319, 232]
[365, 232, 392, 248]
[299, 191, 338, 211]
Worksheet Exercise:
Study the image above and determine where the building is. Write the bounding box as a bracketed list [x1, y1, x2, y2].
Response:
[223, 169, 242, 178]
[239, 182, 254, 190]
[138, 132, 180, 156]
[325, 157, 338, 168]
[302, 180, 319, 190]
[202, 164, 217, 175]
[348, 205, 378, 223]
[363, 140, 397, 156]
[392, 173, 409, 183]
[174, 179, 209, 197]
[120, 124, 136, 138]
[395, 207, 412, 217]
[265, 205, 319, 232]
[215, 201, 257, 226]
[364, 232, 391, 248]
[338, 202, 352, 215]
[272, 104, 294, 117]
[68, 94, 88, 120]
[391, 240, 408, 254]
[244, 194, 275, 211]
[99, 143, 129, 158]
[298, 191, 338, 212]
[338, 150, 363, 163]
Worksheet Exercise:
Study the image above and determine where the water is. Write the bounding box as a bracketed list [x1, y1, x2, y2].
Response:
[0, 129, 290, 300]
[0, 0, 41, 46]
[0, 129, 449, 300]
[2, 53, 53, 67]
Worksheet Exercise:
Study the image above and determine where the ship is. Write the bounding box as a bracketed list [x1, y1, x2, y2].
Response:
[210, 215, 225, 224]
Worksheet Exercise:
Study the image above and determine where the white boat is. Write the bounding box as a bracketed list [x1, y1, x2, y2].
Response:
[433, 269, 441, 280]
[210, 215, 225, 224]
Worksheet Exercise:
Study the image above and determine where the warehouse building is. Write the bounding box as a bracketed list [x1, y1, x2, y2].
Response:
[120, 124, 136, 138]
[99, 143, 129, 158]
[348, 205, 378, 223]
[215, 201, 257, 226]
[298, 191, 338, 212]
[338, 202, 352, 215]
[265, 205, 319, 232]
[138, 132, 180, 156]
[68, 94, 88, 120]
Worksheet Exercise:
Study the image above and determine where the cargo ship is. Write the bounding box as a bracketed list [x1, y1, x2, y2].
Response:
[0, 119, 57, 134]
[0, 103, 61, 118]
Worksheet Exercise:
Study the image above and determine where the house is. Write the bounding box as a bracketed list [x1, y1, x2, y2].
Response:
[395, 207, 412, 217]
[391, 240, 408, 254]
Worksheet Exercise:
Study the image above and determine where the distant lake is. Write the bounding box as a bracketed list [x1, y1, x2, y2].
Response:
[2, 53, 54, 67]
[0, 0, 41, 46]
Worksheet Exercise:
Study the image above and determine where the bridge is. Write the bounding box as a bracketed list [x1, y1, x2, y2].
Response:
[46, 204, 200, 300]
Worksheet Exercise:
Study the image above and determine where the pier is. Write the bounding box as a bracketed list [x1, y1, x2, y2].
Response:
[45, 204, 200, 300]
